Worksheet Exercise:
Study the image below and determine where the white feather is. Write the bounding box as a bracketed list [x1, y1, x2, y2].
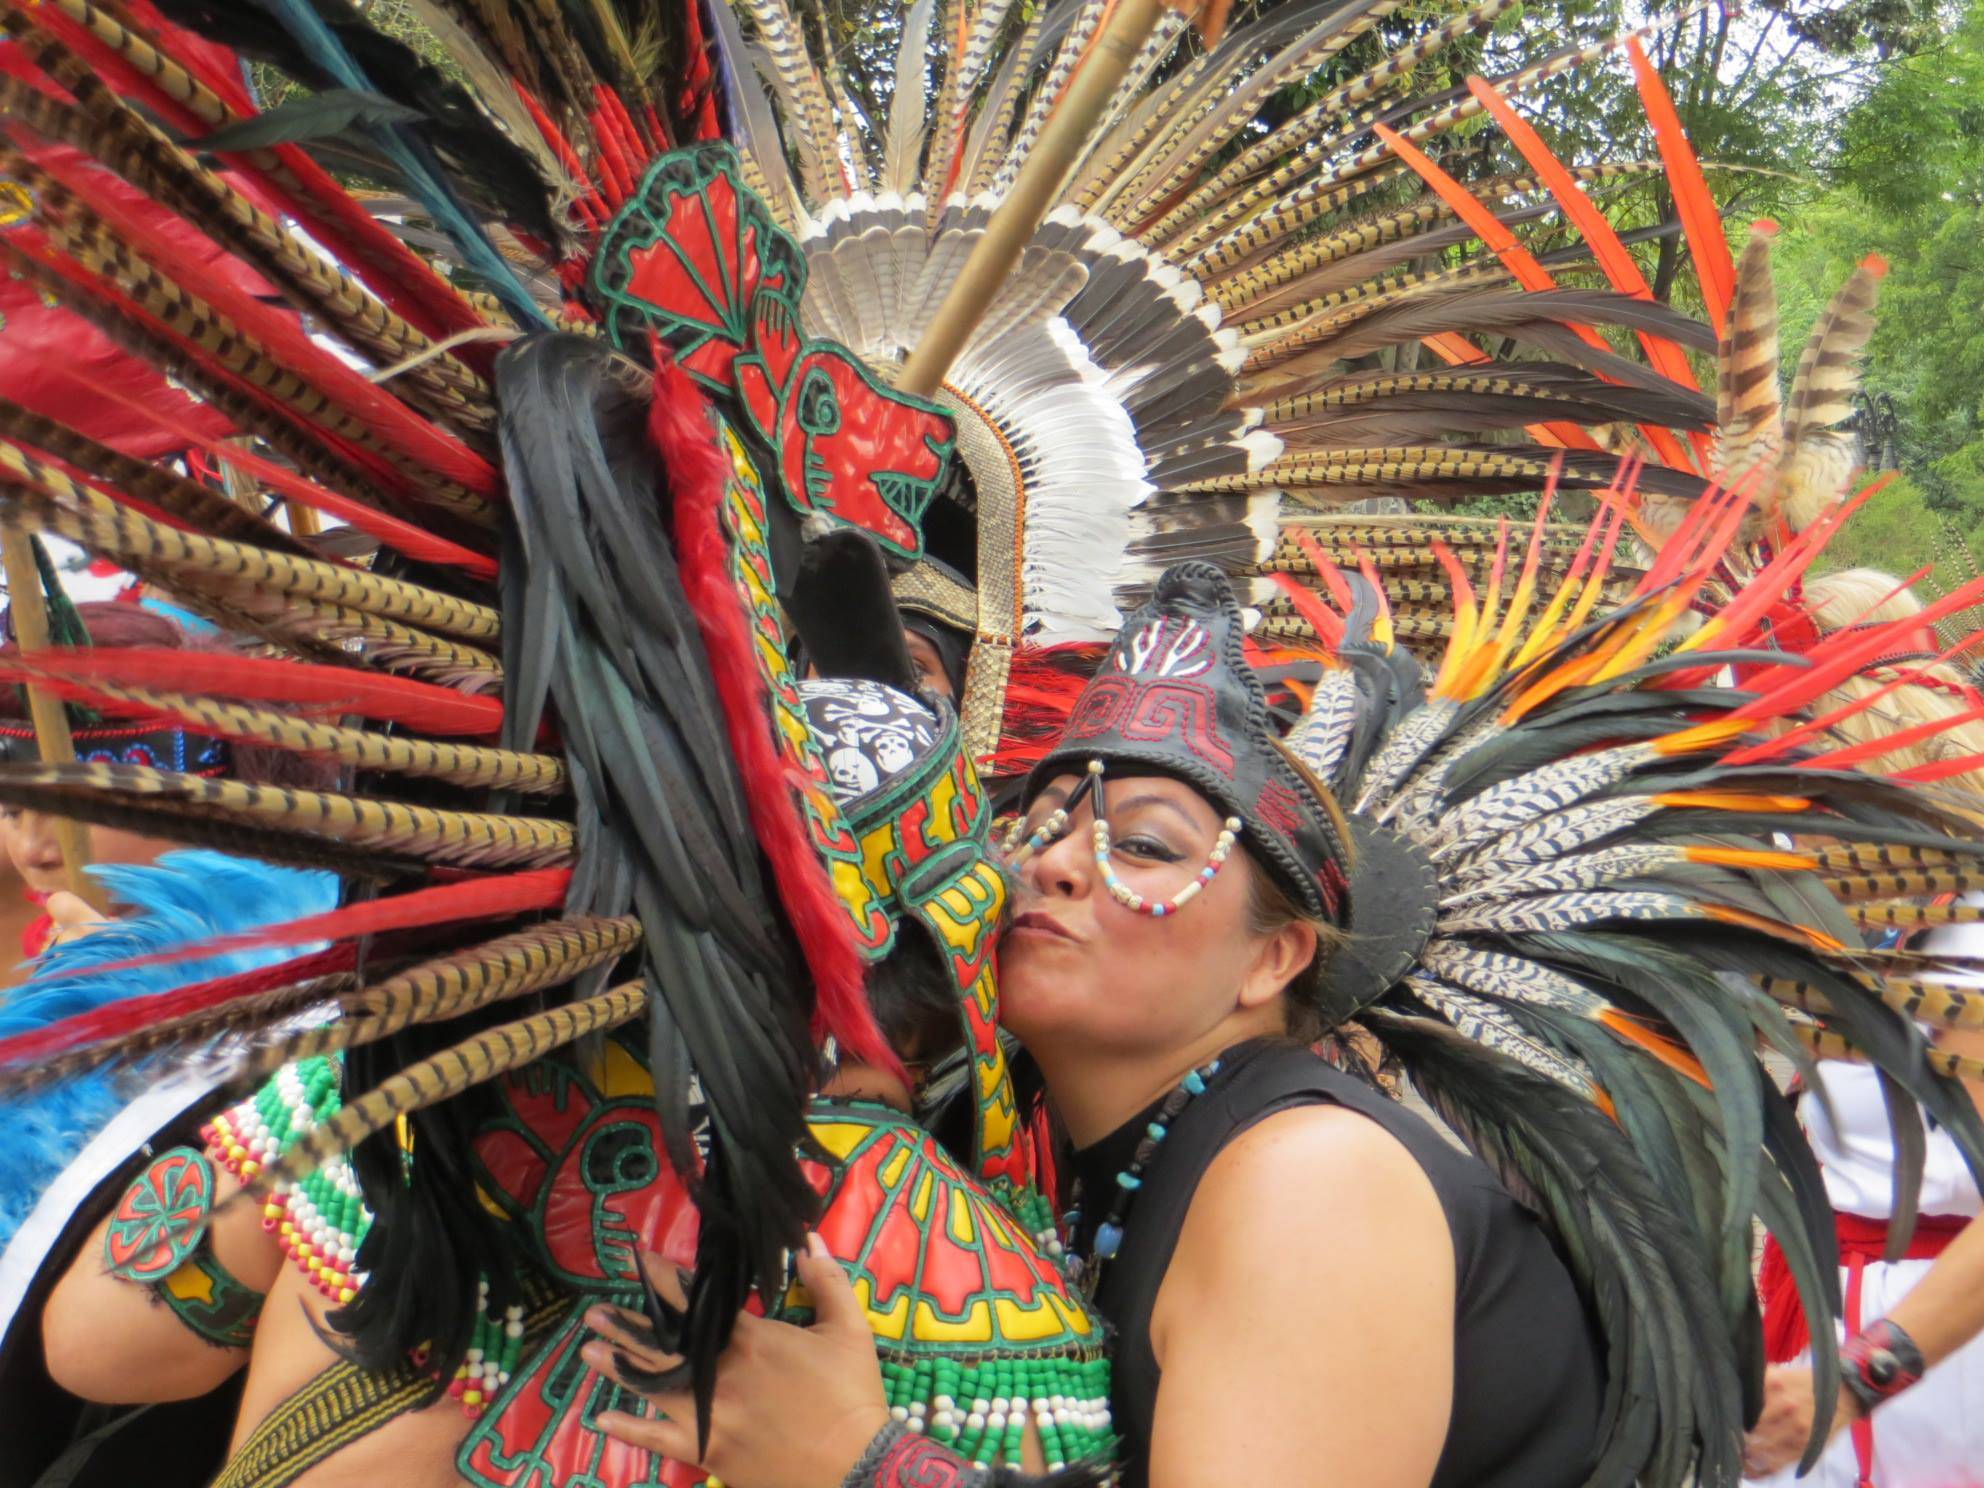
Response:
[886, 0, 936, 195]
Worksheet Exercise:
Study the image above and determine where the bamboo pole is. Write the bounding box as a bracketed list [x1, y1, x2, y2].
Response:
[0, 523, 105, 910]
[896, 0, 1171, 398]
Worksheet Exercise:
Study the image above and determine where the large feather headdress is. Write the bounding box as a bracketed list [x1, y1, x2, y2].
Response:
[681, 0, 1737, 777]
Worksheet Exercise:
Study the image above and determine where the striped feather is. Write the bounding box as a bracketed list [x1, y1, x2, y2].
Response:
[247, 982, 647, 1195]
[1714, 223, 1783, 488]
[251, 916, 642, 1068]
[0, 761, 572, 869]
[1403, 972, 1597, 1093]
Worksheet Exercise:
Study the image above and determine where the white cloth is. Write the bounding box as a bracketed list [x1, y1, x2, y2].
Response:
[1804, 1061, 1982, 1222]
[1750, 901, 1984, 1488]
[1750, 1252, 1984, 1488]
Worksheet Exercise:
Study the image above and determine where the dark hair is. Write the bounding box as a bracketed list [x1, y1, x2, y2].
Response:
[1243, 848, 1343, 1044]
[0, 599, 338, 790]
[866, 919, 965, 1064]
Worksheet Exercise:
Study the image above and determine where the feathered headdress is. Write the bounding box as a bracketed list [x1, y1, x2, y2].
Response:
[1025, 479, 1984, 1482]
[657, 0, 1736, 779]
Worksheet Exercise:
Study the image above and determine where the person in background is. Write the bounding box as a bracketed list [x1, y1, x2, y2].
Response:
[1744, 567, 1984, 1487]
[0, 602, 208, 958]
[893, 557, 976, 704]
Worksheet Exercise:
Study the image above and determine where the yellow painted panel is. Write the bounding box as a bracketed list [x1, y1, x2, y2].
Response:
[947, 1188, 976, 1246]
[911, 1296, 994, 1344]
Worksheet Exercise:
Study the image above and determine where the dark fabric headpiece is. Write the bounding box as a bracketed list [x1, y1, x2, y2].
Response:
[1027, 562, 1349, 924]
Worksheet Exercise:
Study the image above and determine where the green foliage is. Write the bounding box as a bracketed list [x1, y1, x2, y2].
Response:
[1770, 0, 1984, 587]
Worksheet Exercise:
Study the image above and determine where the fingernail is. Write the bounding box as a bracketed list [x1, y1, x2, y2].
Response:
[806, 1231, 830, 1257]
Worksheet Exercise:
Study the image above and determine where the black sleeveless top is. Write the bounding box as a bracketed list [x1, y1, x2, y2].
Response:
[1070, 1041, 1604, 1488]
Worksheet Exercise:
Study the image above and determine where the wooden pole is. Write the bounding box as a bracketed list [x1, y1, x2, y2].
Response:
[896, 0, 1171, 398]
[0, 522, 105, 910]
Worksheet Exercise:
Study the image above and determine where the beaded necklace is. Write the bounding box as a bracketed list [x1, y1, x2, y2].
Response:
[1063, 1054, 1223, 1294]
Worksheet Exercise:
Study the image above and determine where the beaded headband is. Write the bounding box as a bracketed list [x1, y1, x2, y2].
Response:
[0, 722, 228, 774]
[1005, 759, 1241, 920]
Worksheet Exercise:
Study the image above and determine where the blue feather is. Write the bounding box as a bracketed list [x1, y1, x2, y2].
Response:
[0, 851, 339, 1248]
[256, 0, 553, 331]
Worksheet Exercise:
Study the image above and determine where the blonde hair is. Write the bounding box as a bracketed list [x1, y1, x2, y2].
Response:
[1798, 568, 1984, 789]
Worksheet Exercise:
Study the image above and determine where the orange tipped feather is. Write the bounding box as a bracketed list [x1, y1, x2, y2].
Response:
[1654, 791, 1811, 813]
[1653, 716, 1757, 756]
[1701, 903, 1846, 954]
[1600, 1007, 1713, 1087]
[1683, 845, 1820, 872]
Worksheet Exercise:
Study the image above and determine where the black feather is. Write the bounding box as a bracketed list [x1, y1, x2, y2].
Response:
[492, 333, 820, 1445]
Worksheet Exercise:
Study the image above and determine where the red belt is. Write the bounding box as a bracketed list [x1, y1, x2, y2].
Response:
[1757, 1211, 1970, 1486]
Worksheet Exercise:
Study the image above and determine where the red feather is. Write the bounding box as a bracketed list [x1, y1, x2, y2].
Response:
[69, 869, 572, 979]
[0, 647, 504, 734]
[30, 152, 500, 498]
[1291, 529, 1355, 613]
[514, 84, 609, 229]
[1724, 639, 1978, 765]
[31, 366, 498, 576]
[1466, 77, 1705, 403]
[91, 0, 495, 351]
[1894, 752, 1984, 785]
[1376, 122, 1695, 472]
[1801, 703, 1984, 771]
[1268, 571, 1345, 648]
[0, 944, 356, 1071]
[988, 643, 1108, 778]
[1626, 38, 1734, 339]
[0, 231, 446, 512]
[647, 350, 896, 1082]
[1739, 575, 1984, 718]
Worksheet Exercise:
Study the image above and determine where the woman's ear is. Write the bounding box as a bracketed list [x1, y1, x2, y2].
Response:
[1237, 918, 1319, 1012]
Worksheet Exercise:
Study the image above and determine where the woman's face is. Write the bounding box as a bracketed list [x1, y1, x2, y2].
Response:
[999, 771, 1311, 1060]
[0, 806, 170, 895]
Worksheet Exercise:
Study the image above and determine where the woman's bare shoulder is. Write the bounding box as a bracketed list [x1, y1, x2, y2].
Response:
[1187, 1103, 1447, 1266]
[1153, 1100, 1456, 1394]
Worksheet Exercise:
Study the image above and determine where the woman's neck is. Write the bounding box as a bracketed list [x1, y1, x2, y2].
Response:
[821, 1059, 915, 1112]
[1037, 1008, 1284, 1148]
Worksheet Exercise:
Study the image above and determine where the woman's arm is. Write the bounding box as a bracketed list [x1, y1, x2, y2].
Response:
[1146, 1105, 1454, 1488]
[41, 1159, 281, 1402]
[1744, 1209, 1984, 1476]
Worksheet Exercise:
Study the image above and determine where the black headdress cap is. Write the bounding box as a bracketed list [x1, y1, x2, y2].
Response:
[1026, 561, 1351, 925]
[784, 528, 924, 697]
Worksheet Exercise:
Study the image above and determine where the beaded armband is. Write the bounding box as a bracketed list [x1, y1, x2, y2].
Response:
[206, 1055, 525, 1417]
[1840, 1317, 1927, 1415]
[104, 1146, 264, 1349]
